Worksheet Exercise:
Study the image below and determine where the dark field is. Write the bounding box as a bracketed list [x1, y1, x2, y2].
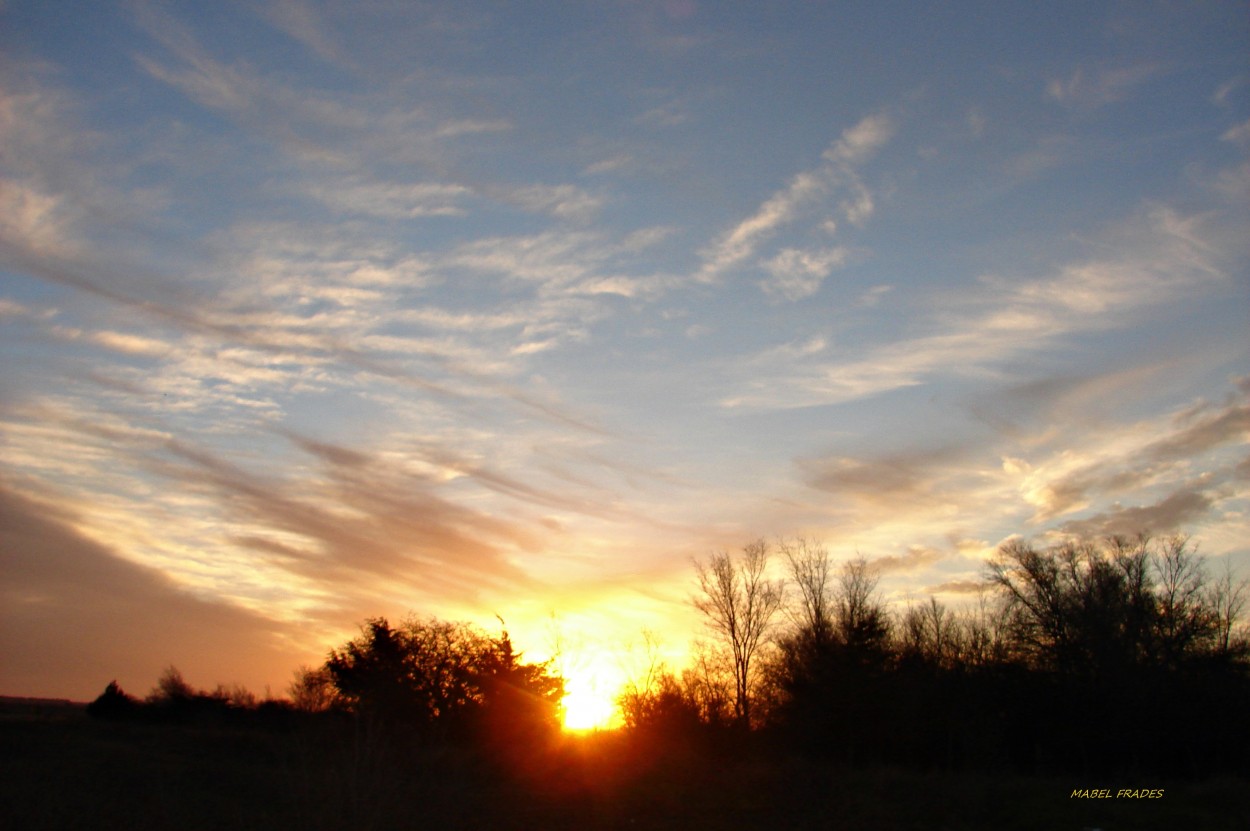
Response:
[2, 700, 1245, 831]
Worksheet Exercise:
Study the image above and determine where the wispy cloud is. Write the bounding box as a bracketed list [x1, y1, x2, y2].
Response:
[304, 178, 472, 218]
[0, 482, 302, 699]
[1046, 64, 1159, 109]
[759, 246, 850, 300]
[1012, 378, 1250, 523]
[696, 112, 894, 282]
[798, 444, 975, 508]
[723, 205, 1231, 410]
[258, 0, 353, 68]
[493, 183, 605, 221]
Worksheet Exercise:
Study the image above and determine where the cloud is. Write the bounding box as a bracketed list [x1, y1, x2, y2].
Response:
[696, 112, 893, 282]
[1045, 64, 1159, 108]
[498, 184, 604, 221]
[723, 205, 1231, 411]
[2, 357, 668, 634]
[872, 545, 944, 574]
[259, 0, 351, 67]
[304, 178, 471, 218]
[997, 134, 1080, 181]
[696, 171, 825, 281]
[1149, 393, 1250, 463]
[968, 362, 1190, 443]
[924, 579, 986, 596]
[823, 112, 895, 165]
[131, 4, 509, 180]
[799, 445, 972, 507]
[0, 482, 299, 699]
[46, 325, 169, 358]
[759, 246, 849, 301]
[151, 435, 544, 603]
[1014, 382, 1249, 522]
[0, 84, 141, 265]
[0, 180, 76, 260]
[442, 228, 670, 304]
[634, 100, 693, 128]
[7, 172, 632, 424]
[582, 154, 635, 176]
[1058, 486, 1220, 539]
[1222, 118, 1250, 145]
[857, 284, 892, 307]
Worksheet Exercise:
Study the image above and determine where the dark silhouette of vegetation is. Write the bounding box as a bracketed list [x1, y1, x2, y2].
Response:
[975, 534, 1250, 777]
[323, 615, 563, 751]
[772, 550, 895, 766]
[27, 530, 1245, 828]
[623, 532, 1249, 781]
[85, 680, 139, 720]
[690, 539, 783, 726]
[84, 666, 298, 729]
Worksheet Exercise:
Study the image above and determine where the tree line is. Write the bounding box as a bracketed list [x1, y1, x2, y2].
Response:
[88, 531, 1249, 779]
[621, 533, 1249, 778]
[89, 617, 564, 761]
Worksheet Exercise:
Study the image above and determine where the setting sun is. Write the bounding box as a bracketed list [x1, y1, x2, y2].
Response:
[561, 676, 620, 732]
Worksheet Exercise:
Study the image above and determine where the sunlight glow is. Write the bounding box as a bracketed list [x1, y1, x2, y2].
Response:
[561, 677, 619, 732]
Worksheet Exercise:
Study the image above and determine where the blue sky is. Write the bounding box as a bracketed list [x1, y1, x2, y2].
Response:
[2, 0, 1248, 704]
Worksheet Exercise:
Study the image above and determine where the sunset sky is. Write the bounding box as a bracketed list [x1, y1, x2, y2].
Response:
[2, 1, 1248, 713]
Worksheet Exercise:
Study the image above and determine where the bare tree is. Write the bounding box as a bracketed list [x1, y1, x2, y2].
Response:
[1209, 559, 1250, 656]
[956, 589, 1011, 667]
[683, 640, 735, 725]
[691, 539, 784, 726]
[834, 556, 891, 658]
[780, 537, 834, 647]
[1151, 534, 1215, 666]
[900, 596, 956, 668]
[617, 629, 667, 729]
[987, 534, 1247, 673]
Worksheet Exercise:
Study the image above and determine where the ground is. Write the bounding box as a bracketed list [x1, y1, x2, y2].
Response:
[1, 699, 1245, 830]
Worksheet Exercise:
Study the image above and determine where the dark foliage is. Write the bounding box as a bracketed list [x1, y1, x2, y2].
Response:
[85, 668, 299, 730]
[323, 615, 565, 757]
[85, 680, 139, 721]
[764, 534, 1250, 778]
[58, 531, 1249, 830]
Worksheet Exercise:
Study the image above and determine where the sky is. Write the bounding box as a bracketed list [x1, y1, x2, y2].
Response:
[2, 1, 1248, 714]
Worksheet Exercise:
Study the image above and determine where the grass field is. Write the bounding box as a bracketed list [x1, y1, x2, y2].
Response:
[1, 700, 1245, 830]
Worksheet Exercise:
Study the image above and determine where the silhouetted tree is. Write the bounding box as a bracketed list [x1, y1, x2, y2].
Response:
[899, 597, 958, 669]
[1209, 559, 1250, 656]
[780, 537, 835, 649]
[618, 631, 723, 740]
[289, 664, 341, 713]
[773, 554, 895, 763]
[148, 665, 196, 704]
[681, 641, 736, 726]
[323, 615, 563, 749]
[984, 533, 1250, 775]
[986, 534, 1239, 675]
[833, 556, 891, 662]
[691, 540, 784, 726]
[619, 669, 705, 735]
[86, 680, 139, 720]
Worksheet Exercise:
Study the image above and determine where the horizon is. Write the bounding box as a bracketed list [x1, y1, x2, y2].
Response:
[2, 1, 1248, 713]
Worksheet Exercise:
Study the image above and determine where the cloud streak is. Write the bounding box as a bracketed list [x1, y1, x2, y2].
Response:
[696, 113, 894, 283]
[722, 205, 1232, 410]
[0, 483, 300, 700]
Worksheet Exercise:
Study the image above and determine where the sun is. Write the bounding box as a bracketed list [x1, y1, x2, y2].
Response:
[561, 677, 619, 732]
